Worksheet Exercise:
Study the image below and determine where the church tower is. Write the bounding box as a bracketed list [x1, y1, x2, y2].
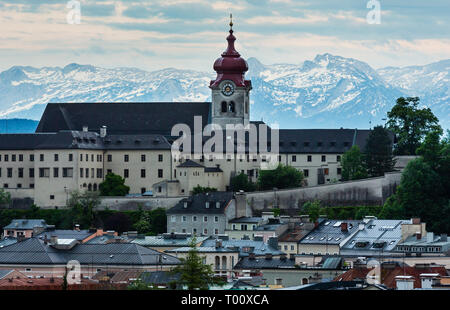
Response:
[210, 16, 252, 128]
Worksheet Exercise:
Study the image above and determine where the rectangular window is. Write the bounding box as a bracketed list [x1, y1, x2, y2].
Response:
[158, 169, 163, 178]
[107, 169, 112, 175]
[30, 183, 34, 189]
[124, 155, 129, 162]
[192, 216, 197, 222]
[337, 155, 341, 162]
[85, 168, 89, 178]
[40, 154, 44, 162]
[292, 155, 297, 162]
[322, 155, 326, 162]
[107, 154, 112, 162]
[80, 154, 83, 161]
[337, 168, 342, 175]
[203, 216, 208, 222]
[7, 168, 12, 178]
[19, 154, 23, 162]
[91, 168, 94, 178]
[141, 154, 146, 162]
[30, 154, 34, 162]
[80, 168, 84, 178]
[182, 216, 187, 222]
[53, 167, 59, 178]
[17, 184, 22, 188]
[171, 216, 176, 223]
[324, 168, 329, 175]
[4, 155, 8, 162]
[63, 168, 73, 178]
[303, 169, 309, 177]
[124, 169, 129, 178]
[96, 169, 102, 179]
[214, 216, 219, 223]
[3, 184, 8, 188]
[69, 154, 73, 162]
[39, 168, 50, 178]
[18, 168, 23, 178]
[141, 169, 146, 178]
[12, 154, 16, 162]
[29, 168, 34, 178]
[54, 154, 58, 161]
[141, 188, 146, 194]
[91, 154, 94, 162]
[307, 155, 312, 162]
[85, 154, 88, 161]
[158, 154, 163, 162]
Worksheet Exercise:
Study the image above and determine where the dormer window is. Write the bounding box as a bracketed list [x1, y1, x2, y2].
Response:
[183, 202, 188, 208]
[216, 202, 220, 208]
[205, 202, 210, 209]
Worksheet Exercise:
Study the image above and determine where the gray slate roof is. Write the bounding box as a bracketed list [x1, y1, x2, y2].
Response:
[166, 192, 234, 215]
[36, 230, 94, 242]
[131, 235, 209, 247]
[300, 219, 360, 245]
[234, 257, 296, 269]
[4, 219, 47, 230]
[200, 239, 284, 257]
[0, 238, 181, 266]
[36, 102, 211, 135]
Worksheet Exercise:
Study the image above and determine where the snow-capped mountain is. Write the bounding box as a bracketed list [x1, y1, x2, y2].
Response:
[0, 54, 448, 130]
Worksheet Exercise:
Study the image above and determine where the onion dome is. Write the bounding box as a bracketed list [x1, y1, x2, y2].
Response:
[210, 15, 249, 88]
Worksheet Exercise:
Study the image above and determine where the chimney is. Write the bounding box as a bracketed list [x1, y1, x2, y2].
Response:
[416, 233, 422, 240]
[412, 218, 421, 225]
[426, 232, 434, 243]
[268, 236, 278, 250]
[100, 126, 107, 138]
[441, 234, 448, 242]
[395, 276, 415, 290]
[215, 239, 223, 249]
[359, 223, 365, 231]
[50, 235, 58, 245]
[341, 222, 348, 232]
[74, 224, 80, 231]
[82, 125, 88, 132]
[235, 191, 247, 218]
[249, 253, 256, 260]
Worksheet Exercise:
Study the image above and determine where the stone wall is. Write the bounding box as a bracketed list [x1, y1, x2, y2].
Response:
[98, 196, 186, 211]
[246, 172, 402, 213]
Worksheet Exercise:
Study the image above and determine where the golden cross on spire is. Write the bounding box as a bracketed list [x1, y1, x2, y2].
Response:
[229, 13, 233, 30]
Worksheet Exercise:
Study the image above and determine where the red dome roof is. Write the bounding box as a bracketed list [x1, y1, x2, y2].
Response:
[210, 28, 249, 88]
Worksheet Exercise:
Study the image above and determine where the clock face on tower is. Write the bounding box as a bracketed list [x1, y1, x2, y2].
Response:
[221, 82, 235, 96]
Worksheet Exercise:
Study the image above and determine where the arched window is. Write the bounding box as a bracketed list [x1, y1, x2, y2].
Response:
[221, 101, 227, 113]
[215, 256, 220, 270]
[88, 184, 92, 191]
[222, 256, 227, 270]
[93, 183, 97, 191]
[228, 101, 235, 113]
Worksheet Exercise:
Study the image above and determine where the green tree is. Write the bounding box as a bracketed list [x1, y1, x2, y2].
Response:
[364, 126, 396, 177]
[257, 164, 304, 191]
[149, 208, 167, 235]
[171, 237, 224, 290]
[133, 211, 152, 234]
[192, 186, 217, 195]
[387, 97, 440, 155]
[0, 189, 11, 207]
[379, 158, 449, 233]
[229, 172, 256, 192]
[302, 201, 322, 223]
[99, 173, 130, 196]
[416, 127, 444, 170]
[66, 191, 100, 228]
[341, 146, 368, 181]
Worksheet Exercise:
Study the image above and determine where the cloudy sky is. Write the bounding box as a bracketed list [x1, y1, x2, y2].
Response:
[0, 0, 449, 72]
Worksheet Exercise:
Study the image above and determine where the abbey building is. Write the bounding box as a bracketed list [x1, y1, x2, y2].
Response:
[0, 25, 377, 208]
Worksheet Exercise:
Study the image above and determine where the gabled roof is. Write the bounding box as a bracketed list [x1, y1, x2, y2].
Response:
[0, 238, 181, 266]
[35, 230, 94, 242]
[36, 102, 211, 135]
[234, 257, 296, 269]
[166, 192, 234, 215]
[300, 219, 360, 245]
[4, 219, 47, 230]
[177, 159, 205, 168]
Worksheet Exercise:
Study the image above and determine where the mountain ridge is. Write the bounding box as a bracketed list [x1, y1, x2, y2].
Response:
[0, 54, 448, 130]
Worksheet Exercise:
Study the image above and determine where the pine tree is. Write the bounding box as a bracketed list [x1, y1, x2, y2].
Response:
[364, 126, 396, 177]
[171, 237, 224, 290]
